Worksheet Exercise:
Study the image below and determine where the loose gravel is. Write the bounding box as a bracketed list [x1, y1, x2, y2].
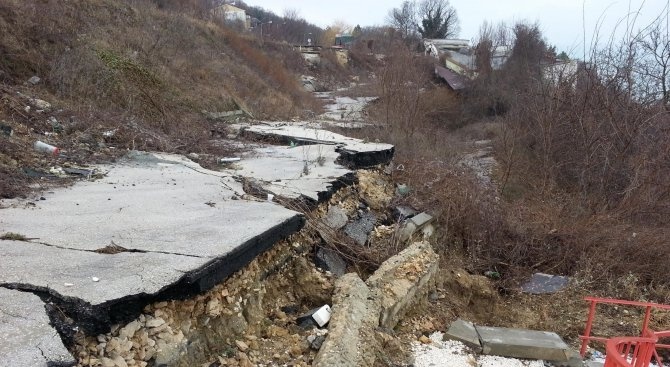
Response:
[412, 332, 545, 367]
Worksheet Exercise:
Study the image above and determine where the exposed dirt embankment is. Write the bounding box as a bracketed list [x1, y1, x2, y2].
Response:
[70, 166, 432, 367]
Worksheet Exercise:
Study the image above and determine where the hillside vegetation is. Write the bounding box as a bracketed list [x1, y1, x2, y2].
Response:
[347, 20, 670, 308]
[0, 0, 318, 197]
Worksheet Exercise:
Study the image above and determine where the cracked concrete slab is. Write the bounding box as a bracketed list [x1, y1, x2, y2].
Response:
[0, 240, 206, 307]
[242, 123, 394, 167]
[0, 288, 75, 367]
[0, 122, 395, 366]
[0, 151, 304, 334]
[234, 144, 353, 202]
[0, 151, 300, 257]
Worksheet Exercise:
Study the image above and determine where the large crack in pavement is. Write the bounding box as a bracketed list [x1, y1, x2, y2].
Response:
[0, 124, 394, 366]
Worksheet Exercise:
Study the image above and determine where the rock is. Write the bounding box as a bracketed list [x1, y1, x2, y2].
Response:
[443, 319, 482, 352]
[310, 335, 326, 350]
[520, 273, 570, 294]
[145, 317, 165, 328]
[30, 97, 51, 110]
[418, 335, 432, 344]
[206, 298, 222, 317]
[344, 211, 376, 246]
[235, 340, 249, 352]
[313, 274, 380, 367]
[28, 76, 41, 85]
[154, 337, 186, 366]
[323, 205, 348, 229]
[101, 357, 116, 367]
[112, 355, 128, 367]
[301, 75, 318, 92]
[398, 212, 435, 242]
[393, 205, 418, 220]
[0, 123, 12, 137]
[395, 184, 410, 196]
[366, 241, 439, 329]
[238, 352, 253, 367]
[187, 153, 200, 160]
[314, 247, 347, 277]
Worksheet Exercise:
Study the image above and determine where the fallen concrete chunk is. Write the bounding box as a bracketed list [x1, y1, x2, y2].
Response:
[233, 145, 353, 202]
[520, 273, 570, 294]
[366, 241, 439, 329]
[393, 205, 418, 220]
[398, 212, 435, 242]
[476, 325, 570, 361]
[315, 247, 347, 277]
[0, 288, 76, 367]
[313, 273, 380, 367]
[323, 205, 348, 229]
[443, 319, 482, 352]
[344, 211, 376, 245]
[243, 124, 394, 168]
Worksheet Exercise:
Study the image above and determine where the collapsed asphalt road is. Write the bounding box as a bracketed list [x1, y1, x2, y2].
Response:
[0, 124, 393, 367]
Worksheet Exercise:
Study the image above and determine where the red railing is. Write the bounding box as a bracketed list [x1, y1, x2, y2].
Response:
[580, 297, 670, 367]
[604, 335, 656, 367]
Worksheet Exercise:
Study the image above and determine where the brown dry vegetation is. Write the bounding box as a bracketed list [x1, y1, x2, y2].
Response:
[0, 0, 319, 198]
[352, 28, 670, 310]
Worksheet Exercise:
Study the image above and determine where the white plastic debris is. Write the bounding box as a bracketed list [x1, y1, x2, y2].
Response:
[91, 277, 100, 282]
[312, 305, 332, 327]
[267, 194, 275, 202]
[34, 141, 60, 156]
[64, 283, 74, 287]
[29, 98, 51, 110]
[218, 157, 241, 164]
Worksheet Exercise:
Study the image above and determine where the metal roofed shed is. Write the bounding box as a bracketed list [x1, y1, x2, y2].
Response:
[435, 65, 467, 91]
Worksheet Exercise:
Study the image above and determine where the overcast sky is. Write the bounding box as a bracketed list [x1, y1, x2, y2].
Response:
[243, 0, 668, 56]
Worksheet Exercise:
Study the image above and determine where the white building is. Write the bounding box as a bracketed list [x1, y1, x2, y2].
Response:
[423, 39, 511, 77]
[211, 4, 249, 28]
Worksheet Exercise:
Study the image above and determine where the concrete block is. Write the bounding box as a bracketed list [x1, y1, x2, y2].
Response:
[398, 212, 435, 241]
[476, 325, 570, 361]
[443, 319, 482, 352]
[409, 212, 434, 227]
[313, 273, 380, 367]
[366, 241, 439, 329]
[552, 349, 585, 367]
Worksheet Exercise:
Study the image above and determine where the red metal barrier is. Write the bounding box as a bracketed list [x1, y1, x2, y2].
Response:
[603, 336, 656, 367]
[579, 297, 670, 367]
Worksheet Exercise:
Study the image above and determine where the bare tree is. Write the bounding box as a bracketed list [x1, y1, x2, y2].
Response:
[637, 16, 670, 108]
[283, 8, 299, 21]
[387, 1, 417, 39]
[416, 0, 459, 39]
[474, 21, 495, 75]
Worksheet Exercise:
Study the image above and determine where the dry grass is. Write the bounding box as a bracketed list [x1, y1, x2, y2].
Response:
[351, 40, 670, 307]
[0, 0, 320, 198]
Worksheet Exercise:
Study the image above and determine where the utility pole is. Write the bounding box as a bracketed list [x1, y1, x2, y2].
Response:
[260, 20, 272, 42]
